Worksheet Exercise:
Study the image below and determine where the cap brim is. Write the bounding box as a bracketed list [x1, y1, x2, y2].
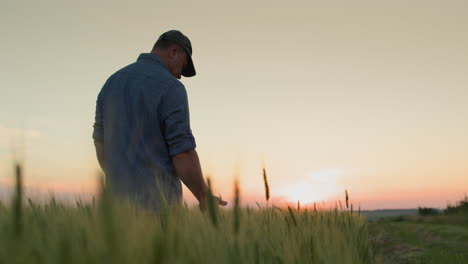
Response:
[182, 55, 196, 77]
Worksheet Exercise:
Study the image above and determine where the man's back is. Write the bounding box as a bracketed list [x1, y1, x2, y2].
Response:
[93, 53, 196, 210]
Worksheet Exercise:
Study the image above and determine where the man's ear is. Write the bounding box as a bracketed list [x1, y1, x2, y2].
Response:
[168, 45, 178, 59]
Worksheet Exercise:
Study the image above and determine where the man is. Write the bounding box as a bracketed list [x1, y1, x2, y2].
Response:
[93, 30, 227, 211]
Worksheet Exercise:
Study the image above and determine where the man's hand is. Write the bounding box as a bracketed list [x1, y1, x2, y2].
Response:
[199, 195, 228, 212]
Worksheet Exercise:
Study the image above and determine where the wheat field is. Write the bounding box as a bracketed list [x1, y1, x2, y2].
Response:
[0, 164, 378, 264]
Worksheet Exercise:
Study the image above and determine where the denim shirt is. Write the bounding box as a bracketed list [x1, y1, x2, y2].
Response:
[93, 53, 196, 210]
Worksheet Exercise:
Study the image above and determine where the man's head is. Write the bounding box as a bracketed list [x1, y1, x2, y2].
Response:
[151, 30, 196, 79]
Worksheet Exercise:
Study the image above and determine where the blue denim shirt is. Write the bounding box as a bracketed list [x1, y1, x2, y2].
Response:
[93, 53, 196, 210]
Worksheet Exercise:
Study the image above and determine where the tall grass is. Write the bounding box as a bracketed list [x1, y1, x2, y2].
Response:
[206, 177, 218, 228]
[233, 178, 240, 234]
[12, 162, 23, 238]
[445, 195, 468, 215]
[0, 164, 378, 263]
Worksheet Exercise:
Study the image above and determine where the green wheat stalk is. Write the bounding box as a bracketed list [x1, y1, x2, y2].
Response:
[233, 178, 240, 234]
[287, 206, 297, 226]
[12, 162, 23, 237]
[206, 177, 218, 228]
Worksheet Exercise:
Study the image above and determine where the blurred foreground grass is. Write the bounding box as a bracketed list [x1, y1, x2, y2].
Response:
[0, 164, 377, 264]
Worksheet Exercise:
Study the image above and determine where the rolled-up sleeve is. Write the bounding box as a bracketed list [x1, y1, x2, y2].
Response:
[160, 82, 196, 156]
[92, 90, 104, 142]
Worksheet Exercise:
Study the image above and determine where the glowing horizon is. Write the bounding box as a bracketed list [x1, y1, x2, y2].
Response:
[0, 163, 466, 210]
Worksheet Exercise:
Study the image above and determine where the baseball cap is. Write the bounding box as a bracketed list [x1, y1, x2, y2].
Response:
[158, 30, 196, 77]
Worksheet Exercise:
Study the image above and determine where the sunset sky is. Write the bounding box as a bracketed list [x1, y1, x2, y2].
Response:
[1, 0, 467, 209]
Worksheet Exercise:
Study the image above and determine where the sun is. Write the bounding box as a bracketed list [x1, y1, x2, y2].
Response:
[281, 183, 329, 204]
[280, 168, 346, 205]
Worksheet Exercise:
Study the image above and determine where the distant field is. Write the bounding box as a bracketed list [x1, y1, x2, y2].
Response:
[369, 214, 468, 264]
[360, 209, 418, 222]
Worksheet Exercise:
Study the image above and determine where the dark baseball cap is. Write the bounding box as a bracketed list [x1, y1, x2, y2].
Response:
[158, 30, 196, 77]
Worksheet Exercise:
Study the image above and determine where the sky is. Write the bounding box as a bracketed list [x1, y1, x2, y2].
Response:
[1, 0, 467, 209]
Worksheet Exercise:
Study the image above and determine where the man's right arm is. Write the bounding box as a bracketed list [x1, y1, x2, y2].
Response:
[172, 149, 207, 207]
[172, 149, 227, 210]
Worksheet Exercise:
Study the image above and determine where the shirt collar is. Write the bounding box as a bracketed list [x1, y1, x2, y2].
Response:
[137, 53, 169, 71]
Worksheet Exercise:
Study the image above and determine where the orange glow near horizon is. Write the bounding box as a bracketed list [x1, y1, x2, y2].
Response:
[0, 173, 466, 210]
[0, 177, 97, 195]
